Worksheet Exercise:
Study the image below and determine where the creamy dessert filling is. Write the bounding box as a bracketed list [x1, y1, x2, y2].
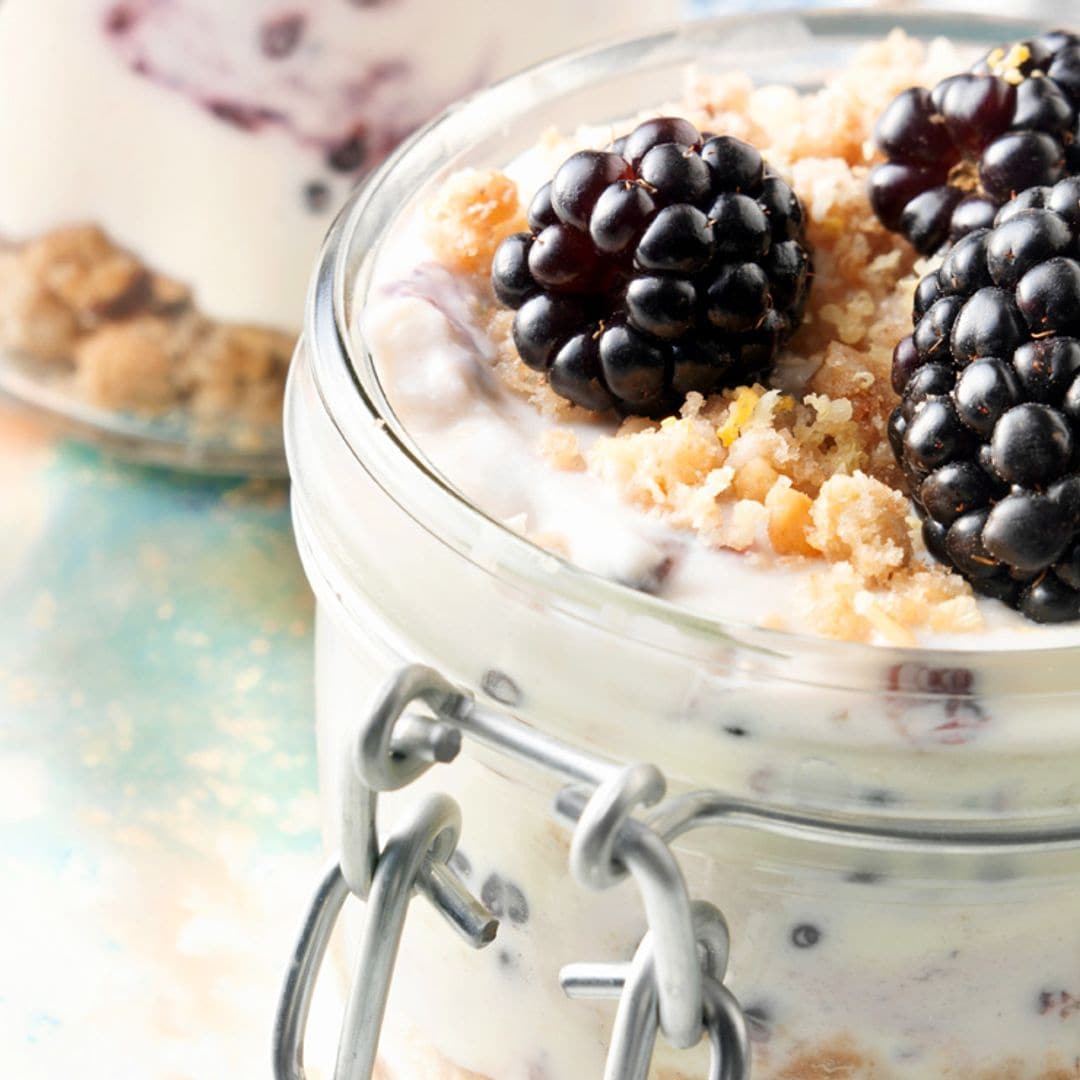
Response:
[366, 29, 1080, 648]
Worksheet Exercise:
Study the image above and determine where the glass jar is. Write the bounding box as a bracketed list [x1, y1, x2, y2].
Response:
[284, 10, 1080, 1079]
[0, 0, 666, 471]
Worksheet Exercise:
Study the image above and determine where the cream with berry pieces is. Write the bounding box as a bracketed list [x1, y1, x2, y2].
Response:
[366, 26, 1080, 647]
[0, 0, 659, 426]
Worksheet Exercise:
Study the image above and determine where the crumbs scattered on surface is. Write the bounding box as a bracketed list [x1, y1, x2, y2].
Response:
[583, 389, 982, 641]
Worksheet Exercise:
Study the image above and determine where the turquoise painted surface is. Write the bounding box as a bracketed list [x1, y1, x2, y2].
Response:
[0, 403, 326, 1078]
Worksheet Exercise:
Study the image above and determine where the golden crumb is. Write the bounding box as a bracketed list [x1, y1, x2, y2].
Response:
[22, 225, 150, 322]
[766, 479, 817, 557]
[722, 498, 770, 552]
[807, 472, 911, 584]
[148, 272, 192, 315]
[682, 72, 764, 145]
[539, 427, 585, 471]
[74, 317, 189, 412]
[733, 457, 779, 502]
[21, 224, 115, 284]
[182, 324, 294, 427]
[425, 169, 526, 275]
[0, 251, 79, 361]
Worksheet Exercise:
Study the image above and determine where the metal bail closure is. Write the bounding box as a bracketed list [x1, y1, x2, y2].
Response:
[561, 901, 750, 1080]
[272, 795, 497, 1080]
[556, 765, 704, 1050]
[341, 665, 470, 899]
[273, 861, 352, 1080]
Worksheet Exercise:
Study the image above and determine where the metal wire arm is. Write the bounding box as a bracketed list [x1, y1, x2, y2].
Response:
[275, 661, 1080, 1080]
[272, 664, 752, 1079]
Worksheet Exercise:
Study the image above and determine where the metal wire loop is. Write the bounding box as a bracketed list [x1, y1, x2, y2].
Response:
[341, 665, 468, 897]
[561, 901, 748, 1080]
[357, 664, 470, 792]
[565, 763, 666, 890]
[558, 770, 704, 1050]
[273, 861, 351, 1080]
[335, 794, 487, 1080]
[700, 976, 751, 1080]
[272, 795, 497, 1080]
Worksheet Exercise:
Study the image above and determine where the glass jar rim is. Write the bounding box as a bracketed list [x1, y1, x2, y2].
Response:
[300, 6, 1079, 676]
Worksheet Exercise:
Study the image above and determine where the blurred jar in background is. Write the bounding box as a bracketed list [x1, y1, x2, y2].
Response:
[0, 0, 669, 432]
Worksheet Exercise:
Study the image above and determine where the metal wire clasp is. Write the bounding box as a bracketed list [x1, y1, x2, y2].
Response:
[334, 795, 495, 1080]
[340, 666, 468, 899]
[562, 901, 750, 1080]
[556, 766, 706, 1050]
[272, 669, 495, 1080]
[273, 664, 753, 1080]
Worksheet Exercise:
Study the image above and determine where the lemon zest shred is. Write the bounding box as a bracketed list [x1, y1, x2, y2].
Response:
[716, 387, 761, 447]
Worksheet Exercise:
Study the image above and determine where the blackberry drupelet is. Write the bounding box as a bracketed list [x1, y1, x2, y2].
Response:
[490, 118, 812, 415]
[870, 30, 1080, 255]
[891, 182, 1080, 623]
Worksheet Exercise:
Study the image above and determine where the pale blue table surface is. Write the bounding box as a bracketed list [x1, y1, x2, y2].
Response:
[0, 401, 329, 1077]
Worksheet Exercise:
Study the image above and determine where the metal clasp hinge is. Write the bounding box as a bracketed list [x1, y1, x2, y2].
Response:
[562, 901, 749, 1080]
[273, 795, 496, 1080]
[272, 664, 751, 1080]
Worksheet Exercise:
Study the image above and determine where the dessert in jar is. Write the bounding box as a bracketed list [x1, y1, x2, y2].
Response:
[282, 12, 1080, 1080]
[0, 0, 664, 451]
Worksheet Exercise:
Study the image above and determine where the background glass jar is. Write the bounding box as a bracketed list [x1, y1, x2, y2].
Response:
[285, 11, 1080, 1079]
[0, 0, 667, 471]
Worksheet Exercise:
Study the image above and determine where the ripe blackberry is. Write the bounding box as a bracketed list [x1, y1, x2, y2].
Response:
[870, 30, 1080, 255]
[490, 119, 812, 415]
[891, 185, 1080, 622]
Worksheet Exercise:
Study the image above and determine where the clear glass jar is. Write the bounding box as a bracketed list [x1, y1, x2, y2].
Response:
[0, 0, 664, 470]
[285, 10, 1080, 1079]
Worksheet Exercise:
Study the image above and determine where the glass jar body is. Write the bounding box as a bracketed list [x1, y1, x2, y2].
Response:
[284, 11, 1080, 1078]
[289, 332, 1080, 1079]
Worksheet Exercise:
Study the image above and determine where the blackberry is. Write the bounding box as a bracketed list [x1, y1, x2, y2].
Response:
[892, 185, 1080, 622]
[870, 30, 1080, 255]
[490, 119, 812, 415]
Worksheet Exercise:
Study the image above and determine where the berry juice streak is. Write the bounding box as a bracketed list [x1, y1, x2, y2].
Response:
[101, 0, 483, 174]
